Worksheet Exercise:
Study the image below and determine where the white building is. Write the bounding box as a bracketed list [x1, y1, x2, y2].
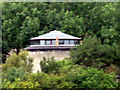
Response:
[25, 30, 81, 73]
[26, 30, 81, 51]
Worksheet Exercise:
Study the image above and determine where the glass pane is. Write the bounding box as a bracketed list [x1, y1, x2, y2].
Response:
[74, 40, 79, 44]
[30, 41, 34, 45]
[64, 40, 69, 45]
[70, 40, 74, 45]
[40, 40, 45, 45]
[46, 40, 51, 45]
[52, 40, 56, 45]
[59, 40, 64, 45]
[32, 40, 40, 45]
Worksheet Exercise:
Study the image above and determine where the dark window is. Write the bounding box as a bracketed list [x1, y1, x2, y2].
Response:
[30, 41, 34, 45]
[74, 40, 79, 44]
[59, 40, 64, 45]
[46, 40, 51, 45]
[31, 40, 40, 45]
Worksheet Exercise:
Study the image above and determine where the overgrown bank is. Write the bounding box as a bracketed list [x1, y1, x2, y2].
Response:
[2, 36, 120, 88]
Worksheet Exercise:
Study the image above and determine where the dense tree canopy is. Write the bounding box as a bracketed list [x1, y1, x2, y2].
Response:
[71, 36, 120, 69]
[2, 2, 120, 89]
[2, 57, 119, 88]
[2, 2, 120, 54]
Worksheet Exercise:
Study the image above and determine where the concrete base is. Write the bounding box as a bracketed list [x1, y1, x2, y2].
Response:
[29, 50, 70, 73]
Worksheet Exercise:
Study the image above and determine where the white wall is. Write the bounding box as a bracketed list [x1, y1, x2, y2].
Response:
[29, 51, 70, 73]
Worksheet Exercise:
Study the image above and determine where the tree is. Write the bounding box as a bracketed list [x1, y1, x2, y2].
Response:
[2, 2, 46, 54]
[71, 36, 120, 69]
[99, 3, 119, 45]
[2, 2, 119, 55]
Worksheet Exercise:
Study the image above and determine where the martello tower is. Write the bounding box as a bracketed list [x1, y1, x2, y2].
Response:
[25, 30, 81, 72]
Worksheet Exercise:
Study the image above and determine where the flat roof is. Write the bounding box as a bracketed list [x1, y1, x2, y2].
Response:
[30, 30, 81, 40]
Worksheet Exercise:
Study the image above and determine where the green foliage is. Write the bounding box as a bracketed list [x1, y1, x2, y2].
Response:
[2, 66, 118, 88]
[2, 2, 120, 55]
[2, 50, 33, 72]
[40, 57, 61, 74]
[40, 57, 74, 74]
[111, 44, 120, 67]
[2, 72, 51, 88]
[65, 66, 118, 88]
[71, 36, 120, 69]
[40, 58, 118, 88]
[3, 67, 25, 82]
[105, 64, 120, 75]
[23, 72, 50, 88]
[2, 3, 42, 54]
[2, 78, 40, 88]
[2, 2, 120, 89]
[46, 73, 76, 89]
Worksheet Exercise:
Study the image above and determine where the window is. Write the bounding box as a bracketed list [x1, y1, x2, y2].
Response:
[52, 40, 56, 45]
[70, 40, 74, 45]
[30, 41, 34, 45]
[46, 40, 51, 45]
[74, 40, 79, 44]
[64, 40, 69, 45]
[59, 40, 64, 45]
[40, 40, 45, 45]
[31, 40, 40, 45]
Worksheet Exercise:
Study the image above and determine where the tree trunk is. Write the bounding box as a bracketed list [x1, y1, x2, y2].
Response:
[16, 48, 20, 55]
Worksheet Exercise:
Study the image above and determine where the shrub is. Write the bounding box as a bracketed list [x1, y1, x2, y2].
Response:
[47, 73, 76, 89]
[22, 72, 51, 88]
[65, 66, 118, 88]
[2, 66, 118, 88]
[3, 67, 25, 82]
[105, 65, 120, 75]
[2, 78, 40, 88]
[58, 58, 74, 74]
[40, 57, 61, 74]
[2, 50, 33, 72]
[40, 57, 74, 74]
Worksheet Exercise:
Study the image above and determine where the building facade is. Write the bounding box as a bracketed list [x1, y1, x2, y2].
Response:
[26, 30, 81, 51]
[26, 30, 81, 72]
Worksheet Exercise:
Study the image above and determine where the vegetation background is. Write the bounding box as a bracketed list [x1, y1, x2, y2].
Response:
[1, 2, 120, 88]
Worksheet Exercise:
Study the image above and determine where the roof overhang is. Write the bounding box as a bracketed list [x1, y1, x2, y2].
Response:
[30, 38, 81, 41]
[30, 30, 81, 40]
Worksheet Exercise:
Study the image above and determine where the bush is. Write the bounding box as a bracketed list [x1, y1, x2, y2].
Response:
[58, 58, 74, 74]
[47, 73, 76, 89]
[40, 57, 74, 74]
[23, 72, 50, 88]
[40, 57, 61, 74]
[65, 66, 118, 88]
[3, 67, 25, 82]
[2, 66, 118, 88]
[2, 72, 51, 88]
[2, 78, 40, 88]
[2, 50, 33, 72]
[105, 65, 120, 75]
